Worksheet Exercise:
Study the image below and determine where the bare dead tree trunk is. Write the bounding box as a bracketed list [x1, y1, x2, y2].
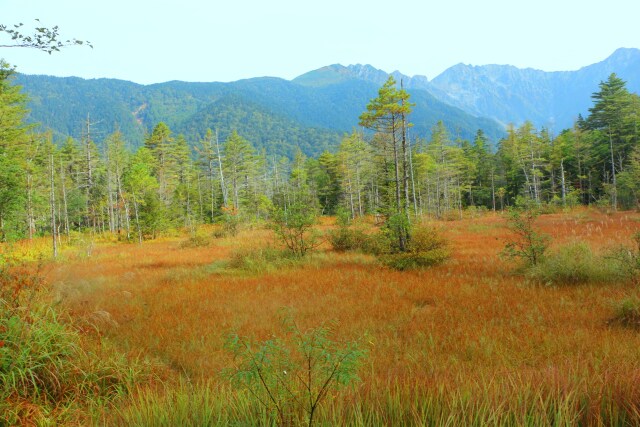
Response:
[401, 114, 410, 221]
[215, 129, 228, 208]
[132, 193, 142, 244]
[26, 169, 35, 240]
[59, 158, 70, 240]
[105, 147, 115, 233]
[609, 127, 617, 210]
[408, 135, 418, 216]
[49, 152, 58, 258]
[196, 171, 204, 222]
[491, 167, 496, 211]
[560, 159, 567, 207]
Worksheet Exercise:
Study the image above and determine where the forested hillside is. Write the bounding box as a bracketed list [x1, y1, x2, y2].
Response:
[15, 73, 505, 156]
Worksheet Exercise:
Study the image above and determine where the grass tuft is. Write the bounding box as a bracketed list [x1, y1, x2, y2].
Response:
[0, 259, 147, 425]
[527, 241, 629, 285]
[609, 296, 640, 330]
[179, 233, 212, 248]
[380, 226, 450, 270]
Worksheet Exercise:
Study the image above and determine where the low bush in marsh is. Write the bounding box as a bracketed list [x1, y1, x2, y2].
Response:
[222, 313, 366, 427]
[358, 231, 394, 256]
[269, 193, 321, 258]
[501, 207, 550, 268]
[380, 226, 450, 271]
[179, 233, 212, 248]
[409, 226, 449, 253]
[227, 246, 303, 273]
[329, 226, 370, 252]
[605, 231, 640, 284]
[380, 249, 450, 271]
[609, 296, 640, 330]
[527, 241, 628, 285]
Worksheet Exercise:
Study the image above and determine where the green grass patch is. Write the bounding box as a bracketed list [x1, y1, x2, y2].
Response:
[0, 259, 148, 425]
[527, 241, 629, 285]
[380, 226, 450, 271]
[609, 296, 640, 330]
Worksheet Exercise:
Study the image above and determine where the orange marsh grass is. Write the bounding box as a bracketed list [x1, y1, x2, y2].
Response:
[43, 209, 640, 424]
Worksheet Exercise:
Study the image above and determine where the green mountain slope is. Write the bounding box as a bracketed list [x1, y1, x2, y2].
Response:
[14, 73, 506, 156]
[17, 75, 147, 143]
[175, 93, 341, 158]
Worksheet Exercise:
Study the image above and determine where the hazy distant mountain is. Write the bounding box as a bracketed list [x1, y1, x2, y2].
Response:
[429, 47, 640, 130]
[293, 64, 431, 91]
[296, 48, 640, 131]
[430, 49, 640, 131]
[15, 73, 505, 156]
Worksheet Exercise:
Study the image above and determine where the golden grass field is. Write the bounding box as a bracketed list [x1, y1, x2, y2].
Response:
[32, 209, 640, 424]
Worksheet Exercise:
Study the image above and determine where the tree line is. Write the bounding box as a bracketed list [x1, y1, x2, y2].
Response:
[1, 61, 639, 244]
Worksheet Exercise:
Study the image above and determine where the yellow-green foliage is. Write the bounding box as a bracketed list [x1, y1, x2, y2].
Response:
[179, 233, 212, 248]
[610, 296, 640, 329]
[527, 241, 629, 285]
[329, 226, 370, 252]
[222, 315, 365, 427]
[227, 246, 302, 273]
[0, 263, 144, 425]
[381, 226, 450, 270]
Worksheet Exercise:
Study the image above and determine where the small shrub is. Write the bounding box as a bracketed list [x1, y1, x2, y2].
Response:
[361, 215, 412, 257]
[441, 210, 461, 221]
[538, 202, 560, 215]
[380, 248, 450, 271]
[605, 231, 640, 284]
[380, 226, 450, 271]
[222, 208, 242, 236]
[609, 297, 640, 329]
[269, 193, 321, 257]
[361, 231, 394, 256]
[329, 226, 370, 252]
[385, 213, 411, 252]
[213, 207, 243, 238]
[222, 312, 366, 427]
[409, 226, 449, 253]
[527, 241, 626, 285]
[228, 246, 301, 273]
[179, 233, 211, 248]
[464, 205, 488, 219]
[501, 207, 550, 267]
[212, 226, 226, 239]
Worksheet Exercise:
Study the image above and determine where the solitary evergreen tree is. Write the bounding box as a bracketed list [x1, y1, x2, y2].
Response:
[585, 73, 633, 209]
[359, 76, 413, 251]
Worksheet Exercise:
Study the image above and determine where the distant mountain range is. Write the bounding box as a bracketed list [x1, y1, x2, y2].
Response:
[296, 48, 640, 131]
[429, 48, 640, 129]
[13, 48, 640, 156]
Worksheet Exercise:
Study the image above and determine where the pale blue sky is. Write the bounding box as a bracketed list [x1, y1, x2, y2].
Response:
[2, 0, 640, 84]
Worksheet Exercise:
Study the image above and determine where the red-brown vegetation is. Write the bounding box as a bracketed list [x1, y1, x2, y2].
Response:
[40, 209, 640, 423]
